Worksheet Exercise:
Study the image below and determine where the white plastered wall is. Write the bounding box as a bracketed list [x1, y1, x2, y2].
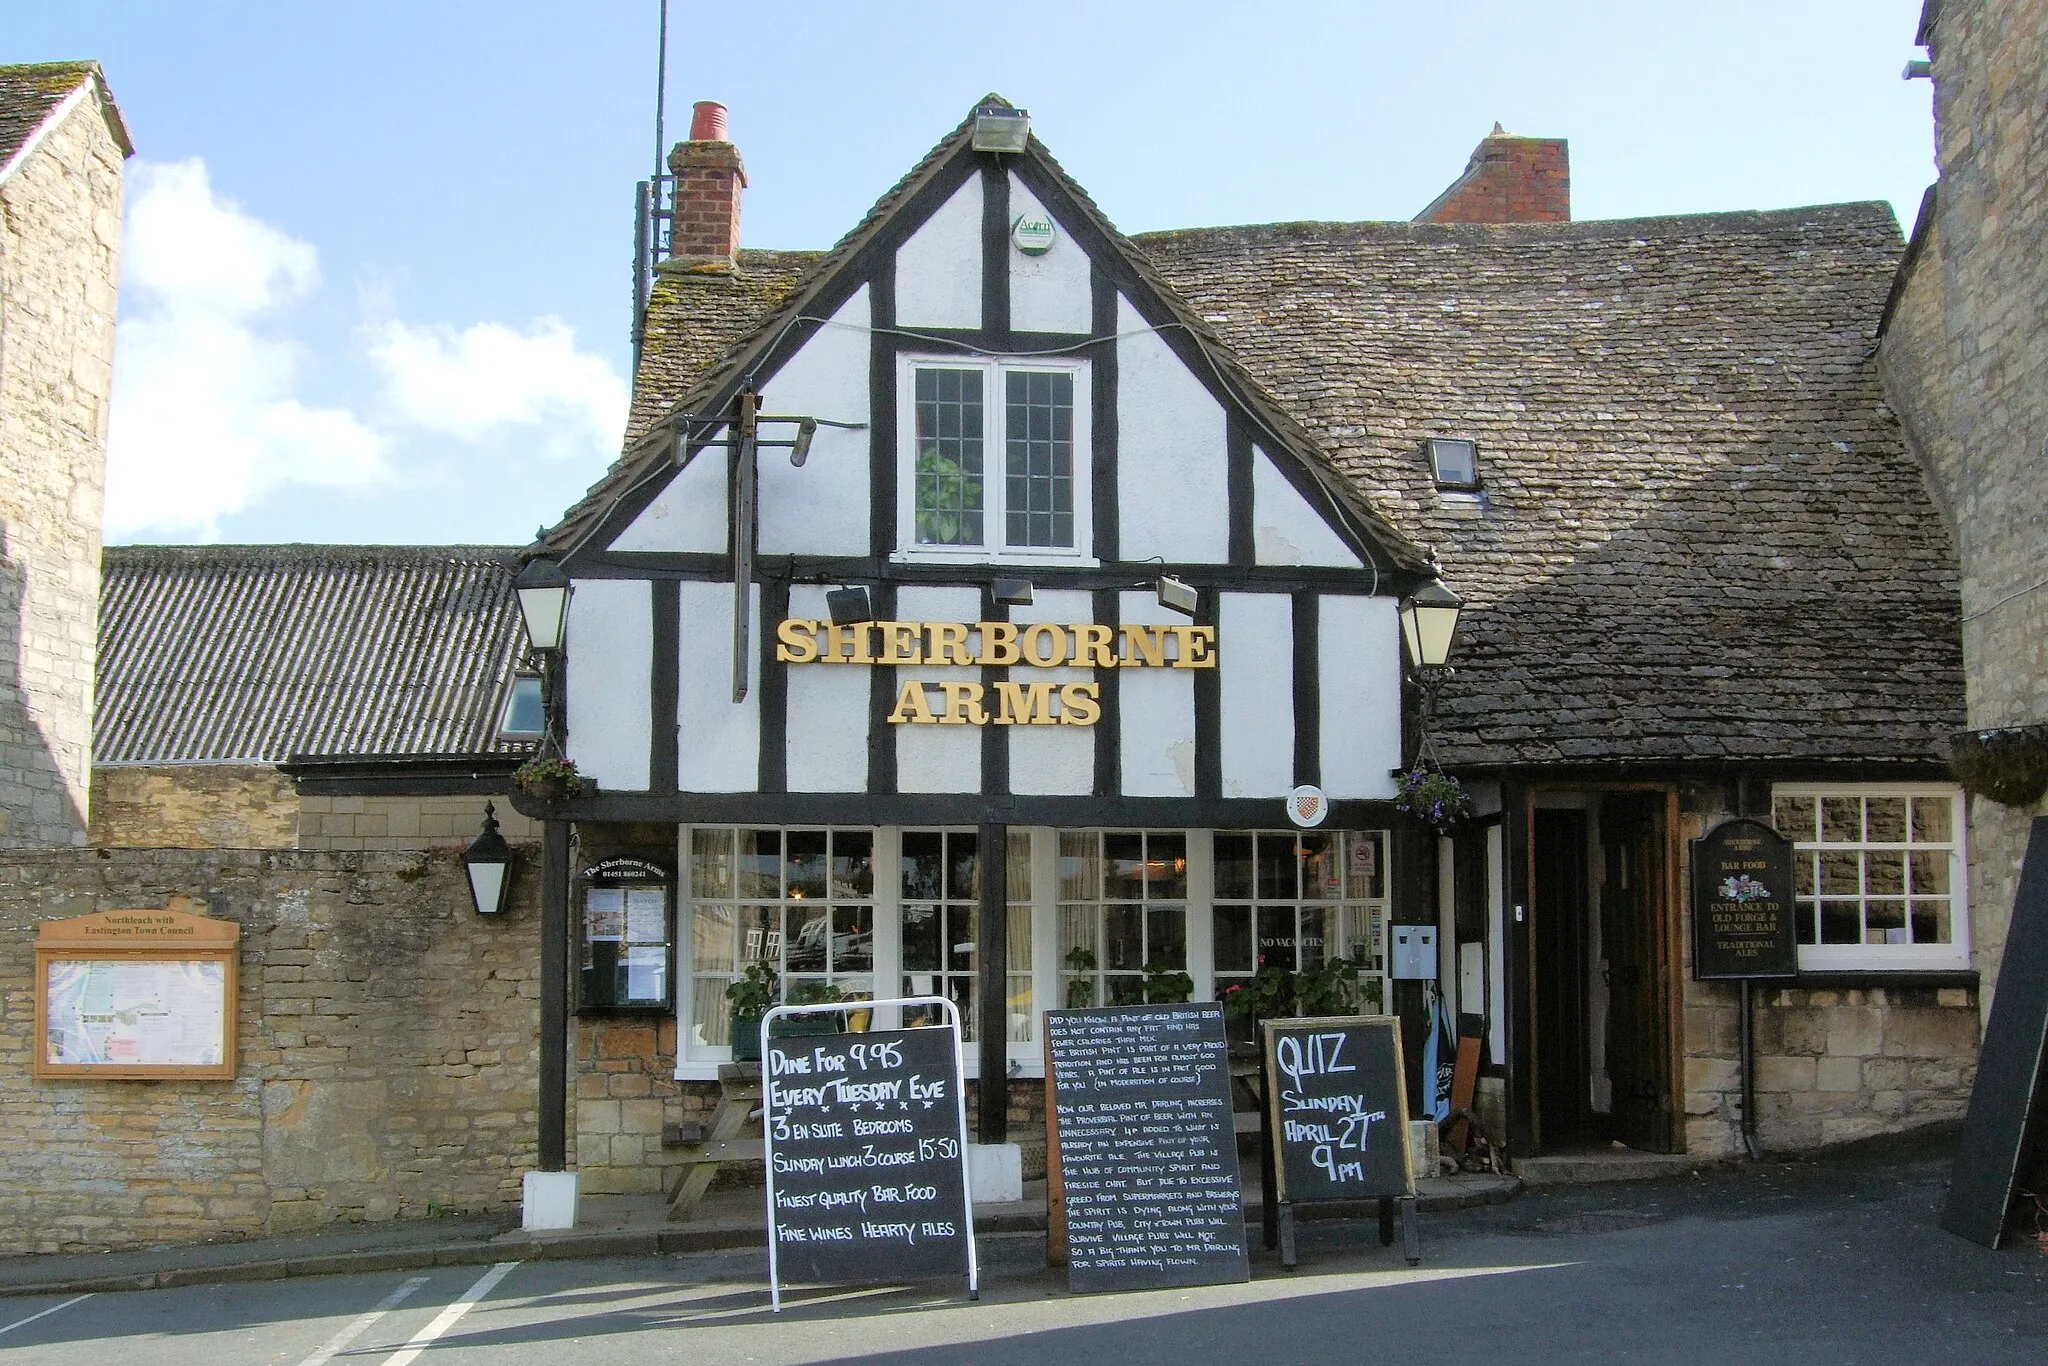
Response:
[759, 286, 871, 556]
[676, 581, 761, 792]
[1117, 295, 1228, 563]
[1318, 595, 1401, 799]
[612, 430, 730, 553]
[894, 585, 982, 793]
[1008, 174, 1091, 334]
[1118, 590, 1197, 797]
[566, 579, 652, 790]
[784, 584, 869, 792]
[1007, 588, 1094, 795]
[1218, 592, 1292, 799]
[1253, 446, 1360, 567]
[895, 176, 981, 331]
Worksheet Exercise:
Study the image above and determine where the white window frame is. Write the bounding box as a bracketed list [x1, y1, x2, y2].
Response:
[894, 354, 1094, 566]
[1769, 782, 1970, 973]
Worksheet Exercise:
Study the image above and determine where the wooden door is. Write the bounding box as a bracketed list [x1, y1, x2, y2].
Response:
[1532, 809, 1591, 1148]
[1599, 793, 1676, 1153]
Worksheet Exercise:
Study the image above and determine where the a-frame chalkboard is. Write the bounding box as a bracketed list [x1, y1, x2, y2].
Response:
[1943, 818, 2048, 1248]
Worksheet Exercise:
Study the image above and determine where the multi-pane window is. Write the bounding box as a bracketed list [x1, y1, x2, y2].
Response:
[905, 359, 1086, 557]
[1059, 831, 1188, 1007]
[685, 828, 874, 1048]
[1213, 831, 1387, 995]
[900, 830, 1032, 1042]
[1770, 786, 1967, 968]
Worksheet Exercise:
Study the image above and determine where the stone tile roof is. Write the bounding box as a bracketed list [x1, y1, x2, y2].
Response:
[0, 61, 129, 178]
[555, 97, 1428, 576]
[1135, 206, 1962, 768]
[97, 546, 531, 764]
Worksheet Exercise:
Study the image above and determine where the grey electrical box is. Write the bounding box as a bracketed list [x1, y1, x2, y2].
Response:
[1390, 925, 1439, 980]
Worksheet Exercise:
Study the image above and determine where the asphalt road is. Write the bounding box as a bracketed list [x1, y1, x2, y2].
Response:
[4, 1134, 2045, 1365]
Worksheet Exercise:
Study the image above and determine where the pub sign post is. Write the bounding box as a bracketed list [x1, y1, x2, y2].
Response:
[1691, 818, 1799, 1159]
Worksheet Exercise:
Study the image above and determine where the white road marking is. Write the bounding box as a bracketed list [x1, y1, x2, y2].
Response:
[379, 1261, 519, 1366]
[0, 1292, 92, 1340]
[294, 1275, 430, 1366]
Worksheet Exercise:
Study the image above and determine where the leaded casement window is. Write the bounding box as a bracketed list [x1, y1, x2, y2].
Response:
[1212, 831, 1388, 994]
[1058, 831, 1189, 1007]
[1769, 785, 1969, 971]
[685, 828, 875, 1048]
[899, 357, 1090, 561]
[899, 829, 1033, 1042]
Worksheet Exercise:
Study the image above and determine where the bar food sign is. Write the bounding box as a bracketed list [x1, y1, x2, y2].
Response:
[775, 619, 1217, 727]
[1691, 818, 1799, 980]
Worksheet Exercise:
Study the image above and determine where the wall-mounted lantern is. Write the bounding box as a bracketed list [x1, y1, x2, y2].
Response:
[463, 802, 514, 916]
[1399, 577, 1464, 672]
[515, 557, 572, 653]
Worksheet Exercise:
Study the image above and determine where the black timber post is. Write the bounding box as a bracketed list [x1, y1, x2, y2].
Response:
[540, 818, 571, 1170]
[1392, 819, 1438, 1115]
[1500, 779, 1537, 1160]
[978, 821, 1008, 1143]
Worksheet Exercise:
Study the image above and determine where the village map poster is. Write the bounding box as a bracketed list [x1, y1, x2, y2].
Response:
[44, 958, 228, 1067]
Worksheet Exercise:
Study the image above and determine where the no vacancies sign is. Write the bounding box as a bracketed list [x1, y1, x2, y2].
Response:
[775, 618, 1217, 727]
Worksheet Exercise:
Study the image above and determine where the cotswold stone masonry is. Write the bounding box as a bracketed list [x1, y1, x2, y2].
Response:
[0, 848, 548, 1254]
[0, 78, 123, 848]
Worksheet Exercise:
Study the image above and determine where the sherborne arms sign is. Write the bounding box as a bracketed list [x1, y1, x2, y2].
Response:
[775, 618, 1217, 727]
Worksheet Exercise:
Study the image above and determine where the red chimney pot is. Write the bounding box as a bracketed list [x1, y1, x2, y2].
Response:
[689, 101, 728, 143]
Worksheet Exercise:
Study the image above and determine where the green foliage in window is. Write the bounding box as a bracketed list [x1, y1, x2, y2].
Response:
[914, 443, 983, 545]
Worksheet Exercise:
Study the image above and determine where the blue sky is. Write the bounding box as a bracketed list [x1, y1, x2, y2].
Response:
[6, 1, 1933, 547]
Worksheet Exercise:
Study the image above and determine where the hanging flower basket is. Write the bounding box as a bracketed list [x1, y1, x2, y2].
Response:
[1948, 725, 2048, 808]
[512, 756, 594, 803]
[1394, 766, 1473, 834]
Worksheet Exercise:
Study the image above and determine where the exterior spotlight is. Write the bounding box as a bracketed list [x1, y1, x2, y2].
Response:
[971, 104, 1030, 153]
[515, 558, 571, 653]
[788, 418, 818, 467]
[1156, 576, 1199, 617]
[463, 802, 514, 916]
[992, 578, 1034, 607]
[1399, 578, 1465, 671]
[826, 586, 874, 625]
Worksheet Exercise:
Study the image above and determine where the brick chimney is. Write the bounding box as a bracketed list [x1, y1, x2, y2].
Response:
[1414, 124, 1570, 224]
[667, 100, 746, 270]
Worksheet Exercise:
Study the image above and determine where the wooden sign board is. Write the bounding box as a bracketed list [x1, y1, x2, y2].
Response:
[1045, 1004, 1249, 1293]
[1944, 818, 2048, 1248]
[33, 909, 240, 1080]
[1263, 1015, 1414, 1203]
[760, 1017, 974, 1296]
[1691, 818, 1799, 980]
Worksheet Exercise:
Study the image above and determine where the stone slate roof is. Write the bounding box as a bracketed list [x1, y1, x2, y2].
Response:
[616, 186, 1962, 769]
[555, 97, 1428, 576]
[97, 546, 531, 764]
[1135, 206, 1962, 768]
[0, 61, 130, 179]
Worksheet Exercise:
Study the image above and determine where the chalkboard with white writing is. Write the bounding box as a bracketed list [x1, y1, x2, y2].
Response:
[762, 1024, 971, 1284]
[1263, 1016, 1413, 1204]
[1046, 1004, 1250, 1293]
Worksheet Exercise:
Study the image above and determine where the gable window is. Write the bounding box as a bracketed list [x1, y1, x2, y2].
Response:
[1427, 437, 1481, 492]
[1769, 784, 1969, 972]
[900, 356, 1090, 561]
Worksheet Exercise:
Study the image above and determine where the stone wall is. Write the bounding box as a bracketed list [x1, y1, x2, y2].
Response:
[0, 81, 123, 847]
[1675, 784, 1980, 1156]
[88, 765, 299, 849]
[1879, 0, 2048, 1021]
[296, 792, 540, 851]
[0, 846, 547, 1253]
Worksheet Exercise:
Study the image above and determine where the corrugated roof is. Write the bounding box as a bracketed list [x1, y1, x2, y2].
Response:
[1136, 207, 1962, 768]
[97, 545, 531, 764]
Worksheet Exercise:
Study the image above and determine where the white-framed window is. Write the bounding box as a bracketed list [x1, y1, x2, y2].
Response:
[895, 355, 1092, 564]
[675, 824, 1396, 1080]
[1769, 784, 1969, 972]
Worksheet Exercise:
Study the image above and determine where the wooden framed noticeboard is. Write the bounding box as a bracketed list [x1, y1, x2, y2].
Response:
[1263, 1015, 1413, 1204]
[33, 909, 240, 1080]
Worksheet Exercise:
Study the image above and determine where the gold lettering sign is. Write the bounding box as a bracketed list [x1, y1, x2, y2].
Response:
[774, 619, 1215, 726]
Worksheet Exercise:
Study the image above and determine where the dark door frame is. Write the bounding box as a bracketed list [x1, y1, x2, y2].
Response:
[1505, 781, 1684, 1157]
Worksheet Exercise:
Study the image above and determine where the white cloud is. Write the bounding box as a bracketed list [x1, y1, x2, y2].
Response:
[107, 160, 386, 539]
[365, 317, 628, 455]
[106, 159, 630, 542]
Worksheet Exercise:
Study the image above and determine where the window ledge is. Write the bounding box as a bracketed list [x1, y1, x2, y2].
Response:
[889, 550, 1101, 569]
[1784, 970, 1978, 991]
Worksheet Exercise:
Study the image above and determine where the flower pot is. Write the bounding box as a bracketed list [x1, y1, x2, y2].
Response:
[730, 1017, 764, 1061]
